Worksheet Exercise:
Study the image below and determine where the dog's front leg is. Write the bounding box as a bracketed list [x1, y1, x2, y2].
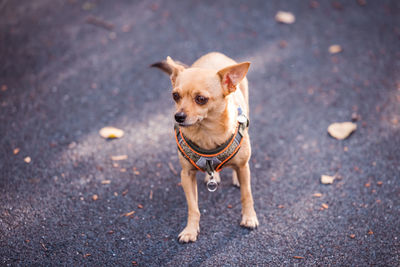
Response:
[178, 168, 200, 243]
[236, 163, 259, 228]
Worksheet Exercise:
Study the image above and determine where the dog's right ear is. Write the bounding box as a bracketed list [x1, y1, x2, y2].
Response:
[151, 56, 187, 86]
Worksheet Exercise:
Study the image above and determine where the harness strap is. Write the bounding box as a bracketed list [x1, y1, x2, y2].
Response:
[175, 107, 249, 173]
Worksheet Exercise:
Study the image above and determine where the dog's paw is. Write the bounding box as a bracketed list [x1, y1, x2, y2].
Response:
[204, 172, 221, 184]
[232, 171, 240, 187]
[178, 226, 199, 243]
[240, 213, 259, 229]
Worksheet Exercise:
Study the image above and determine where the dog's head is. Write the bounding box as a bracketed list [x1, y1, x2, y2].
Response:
[152, 56, 250, 127]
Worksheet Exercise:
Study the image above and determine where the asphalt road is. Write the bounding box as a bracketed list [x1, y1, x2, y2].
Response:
[1, 0, 399, 266]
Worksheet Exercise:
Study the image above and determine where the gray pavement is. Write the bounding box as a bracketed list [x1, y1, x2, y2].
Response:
[1, 0, 399, 266]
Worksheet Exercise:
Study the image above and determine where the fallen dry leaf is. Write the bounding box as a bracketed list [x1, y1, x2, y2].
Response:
[275, 11, 295, 24]
[312, 193, 322, 197]
[13, 148, 20, 155]
[133, 167, 140, 175]
[123, 211, 135, 217]
[227, 204, 233, 209]
[329, 44, 342, 54]
[293, 256, 304, 259]
[321, 203, 329, 209]
[101, 180, 111, 184]
[349, 234, 355, 239]
[122, 189, 128, 196]
[365, 182, 371, 188]
[368, 230, 373, 235]
[278, 205, 285, 209]
[168, 162, 178, 176]
[120, 168, 127, 172]
[279, 40, 288, 48]
[357, 0, 366, 6]
[83, 253, 91, 258]
[377, 181, 383, 186]
[137, 204, 143, 209]
[99, 127, 124, 139]
[111, 155, 128, 161]
[92, 194, 98, 201]
[24, 156, 31, 163]
[82, 2, 95, 10]
[321, 175, 335, 184]
[327, 122, 357, 140]
[309, 0, 319, 8]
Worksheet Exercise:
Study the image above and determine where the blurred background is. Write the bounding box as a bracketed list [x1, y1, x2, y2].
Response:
[1, 0, 399, 265]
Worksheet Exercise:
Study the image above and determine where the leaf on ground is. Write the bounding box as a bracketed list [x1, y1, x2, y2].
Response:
[13, 148, 20, 155]
[293, 256, 304, 259]
[321, 203, 329, 209]
[321, 175, 335, 184]
[24, 156, 31, 163]
[327, 122, 357, 140]
[99, 127, 124, 139]
[168, 162, 178, 176]
[101, 180, 111, 184]
[111, 155, 128, 161]
[275, 11, 295, 24]
[312, 193, 322, 197]
[329, 44, 342, 54]
[123, 211, 135, 217]
[92, 194, 98, 201]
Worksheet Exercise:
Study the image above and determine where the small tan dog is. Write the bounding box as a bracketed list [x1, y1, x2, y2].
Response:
[152, 52, 258, 243]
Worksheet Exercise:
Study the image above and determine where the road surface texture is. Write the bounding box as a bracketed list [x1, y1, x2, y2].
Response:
[1, 0, 399, 266]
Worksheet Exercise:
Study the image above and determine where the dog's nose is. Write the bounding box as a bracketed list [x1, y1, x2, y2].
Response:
[175, 112, 187, 123]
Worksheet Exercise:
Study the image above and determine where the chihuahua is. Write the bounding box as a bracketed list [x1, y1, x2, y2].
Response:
[152, 52, 258, 243]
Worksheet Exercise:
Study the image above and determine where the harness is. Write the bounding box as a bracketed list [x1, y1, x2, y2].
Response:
[174, 107, 249, 191]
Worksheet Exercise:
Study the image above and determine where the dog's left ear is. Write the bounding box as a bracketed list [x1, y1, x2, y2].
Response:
[217, 62, 250, 95]
[151, 57, 187, 86]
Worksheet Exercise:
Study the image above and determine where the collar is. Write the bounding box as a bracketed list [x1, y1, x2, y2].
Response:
[174, 107, 249, 174]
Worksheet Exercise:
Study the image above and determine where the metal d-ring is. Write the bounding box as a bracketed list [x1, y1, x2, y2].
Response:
[206, 172, 218, 192]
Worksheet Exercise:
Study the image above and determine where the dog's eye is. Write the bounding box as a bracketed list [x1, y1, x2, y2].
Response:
[172, 92, 180, 102]
[195, 95, 208, 105]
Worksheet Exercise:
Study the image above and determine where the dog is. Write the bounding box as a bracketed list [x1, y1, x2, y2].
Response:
[152, 52, 258, 243]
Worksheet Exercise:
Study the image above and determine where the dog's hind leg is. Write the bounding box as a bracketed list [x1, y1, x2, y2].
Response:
[232, 169, 240, 187]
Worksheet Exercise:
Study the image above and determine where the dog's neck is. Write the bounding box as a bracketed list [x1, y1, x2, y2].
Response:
[181, 96, 237, 150]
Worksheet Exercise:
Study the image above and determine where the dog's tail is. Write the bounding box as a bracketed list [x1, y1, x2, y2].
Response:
[150, 59, 188, 75]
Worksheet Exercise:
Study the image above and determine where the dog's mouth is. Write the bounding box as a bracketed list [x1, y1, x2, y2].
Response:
[177, 116, 204, 127]
[178, 122, 194, 127]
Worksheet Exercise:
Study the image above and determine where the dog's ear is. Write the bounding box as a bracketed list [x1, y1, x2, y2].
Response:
[151, 56, 187, 86]
[217, 62, 250, 95]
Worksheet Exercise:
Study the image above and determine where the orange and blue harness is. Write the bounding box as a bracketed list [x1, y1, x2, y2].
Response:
[174, 107, 249, 175]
